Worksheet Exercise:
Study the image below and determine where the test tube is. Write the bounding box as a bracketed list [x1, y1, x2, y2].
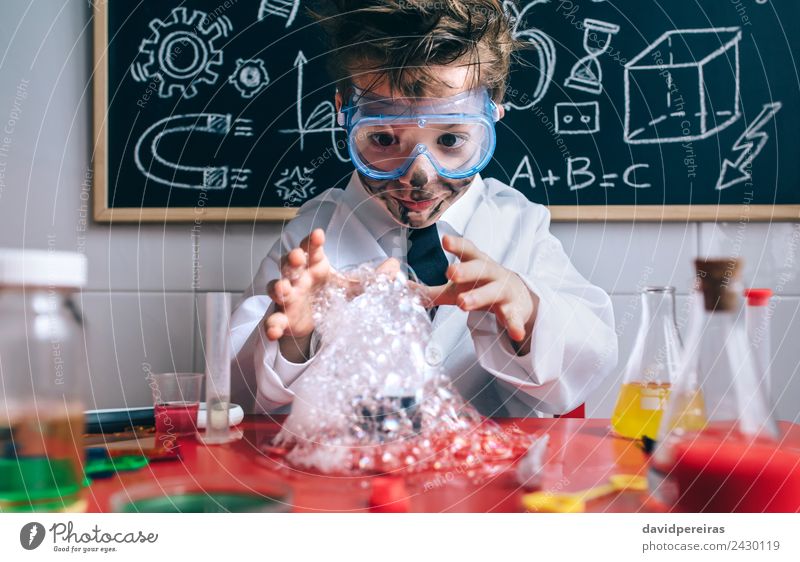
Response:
[744, 288, 773, 400]
[200, 292, 234, 444]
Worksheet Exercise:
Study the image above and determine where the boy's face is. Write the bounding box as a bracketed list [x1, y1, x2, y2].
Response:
[336, 66, 504, 229]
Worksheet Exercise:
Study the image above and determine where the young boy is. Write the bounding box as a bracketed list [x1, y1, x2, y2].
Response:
[230, 0, 617, 417]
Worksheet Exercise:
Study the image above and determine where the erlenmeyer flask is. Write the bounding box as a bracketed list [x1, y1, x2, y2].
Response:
[648, 259, 792, 512]
[611, 287, 683, 441]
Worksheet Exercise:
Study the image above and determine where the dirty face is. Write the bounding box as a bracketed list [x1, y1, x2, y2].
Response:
[356, 170, 474, 228]
[337, 66, 503, 229]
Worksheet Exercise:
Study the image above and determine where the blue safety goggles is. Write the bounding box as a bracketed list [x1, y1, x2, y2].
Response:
[337, 87, 500, 180]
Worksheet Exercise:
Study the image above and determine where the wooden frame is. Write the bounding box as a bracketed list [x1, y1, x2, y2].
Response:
[93, 2, 800, 223]
[546, 204, 800, 222]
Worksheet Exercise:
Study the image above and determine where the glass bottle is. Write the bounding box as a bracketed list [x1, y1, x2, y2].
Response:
[649, 259, 784, 511]
[611, 287, 683, 441]
[0, 249, 88, 512]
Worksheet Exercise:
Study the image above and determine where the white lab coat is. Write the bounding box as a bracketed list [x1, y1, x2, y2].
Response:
[230, 171, 617, 417]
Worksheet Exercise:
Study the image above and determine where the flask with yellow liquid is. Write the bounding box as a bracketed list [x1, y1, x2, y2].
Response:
[611, 286, 682, 441]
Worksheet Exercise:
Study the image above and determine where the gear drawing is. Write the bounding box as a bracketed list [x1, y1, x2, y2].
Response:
[228, 58, 270, 99]
[131, 7, 232, 99]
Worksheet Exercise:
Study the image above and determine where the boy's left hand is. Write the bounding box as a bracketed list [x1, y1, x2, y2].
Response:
[411, 235, 539, 356]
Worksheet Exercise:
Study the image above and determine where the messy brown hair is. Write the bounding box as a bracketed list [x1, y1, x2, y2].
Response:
[308, 0, 520, 103]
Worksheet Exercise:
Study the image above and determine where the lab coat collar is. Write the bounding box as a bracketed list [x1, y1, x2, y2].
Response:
[439, 174, 484, 236]
[341, 170, 486, 239]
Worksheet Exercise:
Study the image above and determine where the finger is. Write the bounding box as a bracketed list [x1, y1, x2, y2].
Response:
[456, 280, 506, 311]
[441, 235, 485, 262]
[279, 247, 303, 270]
[376, 257, 401, 278]
[265, 312, 289, 341]
[447, 259, 502, 286]
[300, 229, 327, 266]
[267, 279, 283, 303]
[269, 278, 295, 306]
[281, 248, 308, 280]
[497, 303, 527, 342]
[412, 281, 460, 307]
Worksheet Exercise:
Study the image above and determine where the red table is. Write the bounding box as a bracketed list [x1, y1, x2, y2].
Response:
[84, 417, 800, 513]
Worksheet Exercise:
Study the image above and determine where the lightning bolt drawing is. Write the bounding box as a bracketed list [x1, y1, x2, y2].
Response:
[28, 524, 38, 546]
[715, 101, 782, 191]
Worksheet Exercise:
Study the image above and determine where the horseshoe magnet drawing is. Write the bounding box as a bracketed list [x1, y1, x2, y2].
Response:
[134, 113, 252, 190]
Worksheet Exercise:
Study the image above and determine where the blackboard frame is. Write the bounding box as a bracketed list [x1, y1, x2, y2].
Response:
[92, 1, 296, 223]
[92, 1, 800, 223]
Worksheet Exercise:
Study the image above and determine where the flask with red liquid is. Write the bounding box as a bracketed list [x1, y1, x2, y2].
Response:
[649, 259, 800, 512]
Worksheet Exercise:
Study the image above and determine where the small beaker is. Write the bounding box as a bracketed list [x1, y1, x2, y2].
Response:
[150, 373, 203, 437]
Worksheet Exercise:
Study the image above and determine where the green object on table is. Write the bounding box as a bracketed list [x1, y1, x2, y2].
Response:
[119, 492, 287, 513]
[85, 455, 149, 479]
[0, 457, 88, 509]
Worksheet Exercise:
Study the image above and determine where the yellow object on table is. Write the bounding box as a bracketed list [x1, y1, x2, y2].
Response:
[522, 474, 647, 513]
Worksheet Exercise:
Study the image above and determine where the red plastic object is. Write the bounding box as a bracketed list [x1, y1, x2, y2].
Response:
[368, 477, 410, 513]
[554, 404, 585, 419]
[669, 439, 800, 512]
[744, 288, 773, 307]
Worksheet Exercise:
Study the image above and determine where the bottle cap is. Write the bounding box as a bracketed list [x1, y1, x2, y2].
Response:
[695, 258, 741, 311]
[743, 288, 773, 307]
[0, 248, 87, 288]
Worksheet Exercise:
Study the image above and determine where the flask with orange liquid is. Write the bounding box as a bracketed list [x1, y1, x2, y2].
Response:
[611, 286, 682, 441]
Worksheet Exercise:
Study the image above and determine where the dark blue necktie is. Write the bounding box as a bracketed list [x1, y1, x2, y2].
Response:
[407, 223, 449, 287]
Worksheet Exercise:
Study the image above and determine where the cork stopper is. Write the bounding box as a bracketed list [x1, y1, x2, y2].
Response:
[695, 258, 742, 311]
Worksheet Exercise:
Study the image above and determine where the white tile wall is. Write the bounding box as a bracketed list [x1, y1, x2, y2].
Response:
[551, 222, 698, 294]
[82, 225, 198, 292]
[194, 223, 279, 293]
[1, 0, 798, 422]
[79, 292, 195, 410]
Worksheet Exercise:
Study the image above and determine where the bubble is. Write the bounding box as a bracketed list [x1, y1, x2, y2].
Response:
[271, 262, 531, 478]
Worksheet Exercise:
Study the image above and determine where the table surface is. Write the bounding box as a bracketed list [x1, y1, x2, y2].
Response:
[84, 417, 800, 513]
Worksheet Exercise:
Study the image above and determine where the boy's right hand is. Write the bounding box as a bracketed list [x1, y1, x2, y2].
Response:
[265, 229, 330, 360]
[264, 227, 402, 362]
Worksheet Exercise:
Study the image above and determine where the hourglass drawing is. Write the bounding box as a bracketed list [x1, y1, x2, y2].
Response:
[564, 18, 621, 95]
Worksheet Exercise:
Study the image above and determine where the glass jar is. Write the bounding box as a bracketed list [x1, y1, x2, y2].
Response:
[0, 248, 88, 512]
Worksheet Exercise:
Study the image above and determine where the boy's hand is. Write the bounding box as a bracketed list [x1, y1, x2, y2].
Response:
[265, 229, 330, 361]
[265, 228, 401, 362]
[412, 235, 539, 355]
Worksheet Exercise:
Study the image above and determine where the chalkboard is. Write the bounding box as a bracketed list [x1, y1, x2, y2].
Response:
[93, 0, 800, 222]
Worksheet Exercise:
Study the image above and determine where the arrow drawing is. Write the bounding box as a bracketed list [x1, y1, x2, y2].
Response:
[715, 102, 782, 190]
[279, 51, 349, 162]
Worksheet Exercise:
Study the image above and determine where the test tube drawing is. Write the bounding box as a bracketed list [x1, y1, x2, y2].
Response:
[201, 292, 235, 444]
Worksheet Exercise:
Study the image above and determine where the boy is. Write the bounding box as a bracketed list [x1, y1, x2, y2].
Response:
[230, 0, 617, 417]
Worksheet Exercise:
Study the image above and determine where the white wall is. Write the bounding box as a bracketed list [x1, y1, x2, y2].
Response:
[1, 1, 798, 422]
